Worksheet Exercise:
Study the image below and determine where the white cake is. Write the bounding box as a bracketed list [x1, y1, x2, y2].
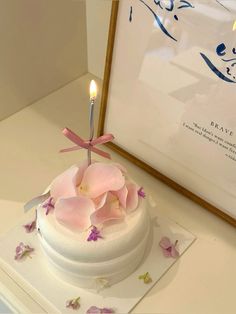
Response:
[36, 161, 150, 289]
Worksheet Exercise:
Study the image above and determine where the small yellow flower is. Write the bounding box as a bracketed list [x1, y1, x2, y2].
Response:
[138, 272, 152, 284]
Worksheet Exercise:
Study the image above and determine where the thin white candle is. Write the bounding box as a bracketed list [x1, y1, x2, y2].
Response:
[88, 80, 97, 165]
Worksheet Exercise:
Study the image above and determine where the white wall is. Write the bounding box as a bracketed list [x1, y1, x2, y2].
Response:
[0, 0, 87, 121]
[86, 0, 112, 79]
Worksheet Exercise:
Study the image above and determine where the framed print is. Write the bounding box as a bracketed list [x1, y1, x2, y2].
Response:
[98, 0, 236, 226]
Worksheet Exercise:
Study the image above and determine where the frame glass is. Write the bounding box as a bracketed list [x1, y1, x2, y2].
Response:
[98, 0, 236, 226]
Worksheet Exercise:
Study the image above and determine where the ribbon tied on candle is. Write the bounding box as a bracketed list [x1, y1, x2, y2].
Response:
[60, 127, 114, 159]
[24, 80, 115, 213]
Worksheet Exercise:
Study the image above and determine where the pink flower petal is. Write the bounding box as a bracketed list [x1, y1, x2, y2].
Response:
[76, 160, 91, 186]
[92, 193, 108, 210]
[126, 183, 139, 212]
[112, 185, 128, 208]
[159, 237, 172, 249]
[112, 163, 127, 174]
[50, 166, 80, 202]
[55, 197, 95, 231]
[79, 163, 125, 199]
[90, 194, 125, 225]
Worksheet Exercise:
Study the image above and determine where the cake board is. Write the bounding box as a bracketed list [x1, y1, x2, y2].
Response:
[0, 207, 196, 313]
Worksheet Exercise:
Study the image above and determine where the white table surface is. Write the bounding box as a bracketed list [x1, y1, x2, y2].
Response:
[0, 73, 235, 314]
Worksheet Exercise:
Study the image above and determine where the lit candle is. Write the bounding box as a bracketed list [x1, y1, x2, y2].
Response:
[88, 80, 97, 165]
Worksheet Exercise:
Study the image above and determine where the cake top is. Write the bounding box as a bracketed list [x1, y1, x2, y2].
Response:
[43, 160, 144, 232]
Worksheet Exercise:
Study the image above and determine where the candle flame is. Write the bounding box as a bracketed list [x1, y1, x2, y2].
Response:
[233, 21, 236, 31]
[90, 80, 97, 100]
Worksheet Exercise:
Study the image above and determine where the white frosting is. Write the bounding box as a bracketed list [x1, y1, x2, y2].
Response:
[37, 201, 150, 288]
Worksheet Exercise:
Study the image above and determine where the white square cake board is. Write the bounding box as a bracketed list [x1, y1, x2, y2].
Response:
[0, 210, 196, 313]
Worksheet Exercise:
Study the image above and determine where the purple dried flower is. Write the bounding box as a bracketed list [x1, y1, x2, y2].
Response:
[42, 197, 54, 215]
[86, 306, 114, 314]
[15, 242, 34, 260]
[138, 187, 146, 198]
[23, 219, 36, 233]
[87, 226, 103, 242]
[159, 237, 179, 258]
[66, 297, 80, 310]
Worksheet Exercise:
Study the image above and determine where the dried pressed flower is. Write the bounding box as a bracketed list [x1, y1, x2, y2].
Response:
[15, 242, 34, 260]
[66, 297, 80, 310]
[86, 306, 114, 314]
[87, 226, 103, 241]
[137, 187, 146, 198]
[42, 197, 55, 215]
[138, 272, 152, 284]
[159, 237, 179, 258]
[23, 219, 36, 233]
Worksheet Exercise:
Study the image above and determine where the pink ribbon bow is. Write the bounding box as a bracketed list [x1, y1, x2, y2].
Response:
[60, 128, 114, 159]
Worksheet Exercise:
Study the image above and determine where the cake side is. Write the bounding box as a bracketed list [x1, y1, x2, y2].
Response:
[37, 201, 148, 261]
[37, 202, 150, 288]
[36, 161, 151, 288]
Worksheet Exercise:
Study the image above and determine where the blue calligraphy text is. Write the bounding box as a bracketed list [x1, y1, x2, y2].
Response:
[200, 43, 236, 83]
[136, 0, 194, 41]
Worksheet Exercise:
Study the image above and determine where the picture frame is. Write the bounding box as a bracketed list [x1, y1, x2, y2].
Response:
[98, 0, 236, 227]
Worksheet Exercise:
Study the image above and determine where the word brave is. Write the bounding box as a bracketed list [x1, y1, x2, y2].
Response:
[211, 121, 233, 136]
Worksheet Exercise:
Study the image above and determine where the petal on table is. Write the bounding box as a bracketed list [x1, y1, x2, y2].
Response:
[79, 163, 125, 198]
[55, 196, 95, 231]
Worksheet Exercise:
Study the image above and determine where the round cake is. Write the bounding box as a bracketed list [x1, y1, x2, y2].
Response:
[36, 161, 150, 289]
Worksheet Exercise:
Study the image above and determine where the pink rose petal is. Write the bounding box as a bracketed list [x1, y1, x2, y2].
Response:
[92, 193, 108, 210]
[112, 163, 127, 174]
[50, 166, 80, 202]
[76, 160, 90, 186]
[55, 196, 95, 231]
[79, 163, 125, 198]
[90, 193, 125, 225]
[126, 183, 139, 212]
[112, 185, 128, 208]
